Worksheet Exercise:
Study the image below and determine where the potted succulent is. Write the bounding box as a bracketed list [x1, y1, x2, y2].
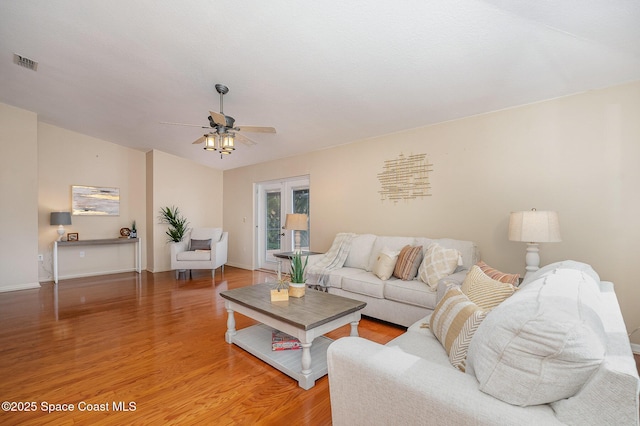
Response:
[288, 251, 308, 298]
[159, 206, 189, 243]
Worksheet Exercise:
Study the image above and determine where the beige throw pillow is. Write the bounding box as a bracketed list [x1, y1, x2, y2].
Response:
[430, 287, 486, 372]
[461, 265, 517, 311]
[372, 248, 399, 281]
[419, 243, 461, 288]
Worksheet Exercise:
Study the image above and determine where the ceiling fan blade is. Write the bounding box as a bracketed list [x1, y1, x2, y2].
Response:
[192, 135, 206, 144]
[209, 111, 227, 126]
[161, 121, 209, 129]
[236, 125, 276, 134]
[235, 133, 257, 146]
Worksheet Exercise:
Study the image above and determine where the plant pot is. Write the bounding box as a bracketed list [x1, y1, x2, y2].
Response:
[270, 288, 289, 302]
[289, 282, 305, 298]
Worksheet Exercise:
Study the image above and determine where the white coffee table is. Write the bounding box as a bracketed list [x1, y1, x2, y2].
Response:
[220, 284, 366, 389]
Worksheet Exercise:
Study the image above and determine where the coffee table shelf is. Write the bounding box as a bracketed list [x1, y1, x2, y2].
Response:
[232, 323, 333, 386]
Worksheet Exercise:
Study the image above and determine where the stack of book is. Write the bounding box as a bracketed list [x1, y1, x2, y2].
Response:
[272, 330, 301, 351]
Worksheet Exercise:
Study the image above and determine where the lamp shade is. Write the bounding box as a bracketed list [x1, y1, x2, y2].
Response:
[284, 213, 308, 231]
[508, 209, 561, 243]
[50, 212, 71, 226]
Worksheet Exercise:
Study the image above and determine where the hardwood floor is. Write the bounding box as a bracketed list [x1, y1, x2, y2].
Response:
[1, 268, 639, 425]
[0, 268, 404, 425]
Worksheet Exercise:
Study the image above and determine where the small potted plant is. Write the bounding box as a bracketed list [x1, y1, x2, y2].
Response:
[288, 251, 308, 298]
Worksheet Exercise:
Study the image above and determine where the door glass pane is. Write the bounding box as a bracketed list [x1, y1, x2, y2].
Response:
[293, 188, 309, 250]
[266, 191, 281, 251]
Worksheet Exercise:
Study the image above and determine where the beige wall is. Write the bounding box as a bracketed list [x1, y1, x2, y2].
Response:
[147, 150, 223, 272]
[0, 103, 39, 291]
[224, 81, 640, 343]
[37, 123, 147, 281]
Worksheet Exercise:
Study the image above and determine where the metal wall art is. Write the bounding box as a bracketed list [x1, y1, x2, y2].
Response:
[377, 153, 433, 203]
[72, 185, 120, 216]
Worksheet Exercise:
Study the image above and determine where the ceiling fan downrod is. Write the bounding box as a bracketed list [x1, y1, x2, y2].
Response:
[215, 84, 229, 114]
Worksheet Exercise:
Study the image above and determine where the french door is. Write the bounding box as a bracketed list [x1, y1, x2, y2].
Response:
[257, 176, 310, 271]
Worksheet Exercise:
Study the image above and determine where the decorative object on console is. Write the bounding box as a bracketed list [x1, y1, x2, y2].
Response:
[159, 206, 189, 243]
[508, 208, 561, 279]
[50, 211, 71, 241]
[72, 185, 119, 216]
[284, 213, 308, 253]
[377, 153, 433, 203]
[67, 232, 78, 242]
[130, 220, 137, 238]
[119, 227, 131, 238]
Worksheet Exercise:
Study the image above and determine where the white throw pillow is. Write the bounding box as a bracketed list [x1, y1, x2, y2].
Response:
[419, 243, 462, 288]
[372, 248, 399, 281]
[466, 268, 606, 406]
[344, 234, 377, 270]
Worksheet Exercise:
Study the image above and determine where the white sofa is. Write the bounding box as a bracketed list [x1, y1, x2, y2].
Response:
[308, 234, 479, 327]
[327, 261, 640, 426]
[170, 227, 228, 279]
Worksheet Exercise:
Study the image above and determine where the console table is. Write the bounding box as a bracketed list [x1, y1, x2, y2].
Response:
[53, 238, 142, 284]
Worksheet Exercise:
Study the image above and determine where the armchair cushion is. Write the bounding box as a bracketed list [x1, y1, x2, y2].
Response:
[177, 251, 211, 261]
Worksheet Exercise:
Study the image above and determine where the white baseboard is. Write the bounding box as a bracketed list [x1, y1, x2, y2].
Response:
[0, 282, 41, 292]
[45, 268, 138, 282]
[632, 343, 640, 355]
[225, 262, 254, 270]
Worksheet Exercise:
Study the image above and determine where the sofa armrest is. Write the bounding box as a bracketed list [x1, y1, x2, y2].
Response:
[436, 269, 468, 303]
[213, 232, 228, 266]
[328, 337, 561, 426]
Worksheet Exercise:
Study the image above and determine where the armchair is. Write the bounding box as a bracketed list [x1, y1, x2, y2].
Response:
[170, 228, 228, 279]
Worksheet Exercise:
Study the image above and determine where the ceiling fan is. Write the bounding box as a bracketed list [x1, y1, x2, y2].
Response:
[163, 84, 276, 158]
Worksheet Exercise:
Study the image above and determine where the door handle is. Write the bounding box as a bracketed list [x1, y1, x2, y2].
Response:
[280, 232, 285, 237]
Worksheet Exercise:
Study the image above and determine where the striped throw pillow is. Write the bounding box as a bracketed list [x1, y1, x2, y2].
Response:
[430, 287, 486, 372]
[462, 265, 517, 311]
[476, 261, 519, 285]
[393, 245, 423, 280]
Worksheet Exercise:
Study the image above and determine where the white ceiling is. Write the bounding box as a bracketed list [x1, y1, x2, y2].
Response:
[1, 1, 639, 171]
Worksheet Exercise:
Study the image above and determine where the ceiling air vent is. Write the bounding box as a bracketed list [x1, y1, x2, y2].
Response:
[13, 53, 38, 71]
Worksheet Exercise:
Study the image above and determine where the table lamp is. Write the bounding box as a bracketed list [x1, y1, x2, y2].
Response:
[508, 208, 561, 279]
[284, 213, 308, 253]
[50, 212, 72, 241]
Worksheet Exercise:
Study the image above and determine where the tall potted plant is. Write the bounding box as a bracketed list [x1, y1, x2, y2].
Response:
[288, 252, 308, 298]
[159, 206, 189, 242]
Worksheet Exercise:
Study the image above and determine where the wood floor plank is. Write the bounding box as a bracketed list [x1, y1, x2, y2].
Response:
[0, 268, 404, 425]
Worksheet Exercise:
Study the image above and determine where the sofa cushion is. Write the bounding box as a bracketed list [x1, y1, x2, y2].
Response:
[176, 250, 211, 261]
[372, 248, 399, 280]
[189, 239, 211, 251]
[344, 234, 377, 270]
[429, 287, 486, 372]
[384, 279, 437, 309]
[393, 245, 423, 280]
[419, 243, 462, 288]
[461, 265, 517, 311]
[368, 236, 415, 271]
[475, 261, 519, 285]
[467, 267, 606, 406]
[341, 270, 386, 299]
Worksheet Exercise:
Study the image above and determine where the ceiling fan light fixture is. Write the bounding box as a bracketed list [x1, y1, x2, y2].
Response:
[221, 132, 235, 151]
[203, 134, 217, 151]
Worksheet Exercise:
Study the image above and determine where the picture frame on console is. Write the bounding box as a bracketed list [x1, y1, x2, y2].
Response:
[67, 233, 78, 241]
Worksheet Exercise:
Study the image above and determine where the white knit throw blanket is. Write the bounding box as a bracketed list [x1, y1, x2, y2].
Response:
[305, 232, 355, 287]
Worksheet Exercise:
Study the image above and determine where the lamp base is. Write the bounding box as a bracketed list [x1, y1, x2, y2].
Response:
[57, 225, 65, 242]
[523, 242, 540, 280]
